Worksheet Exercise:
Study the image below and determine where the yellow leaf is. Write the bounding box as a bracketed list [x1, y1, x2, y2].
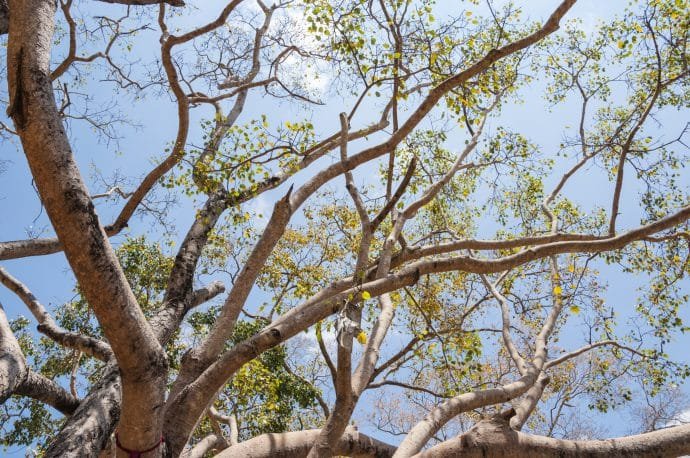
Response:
[617, 40, 625, 49]
[553, 285, 563, 296]
[570, 305, 580, 315]
[568, 264, 575, 273]
[361, 291, 371, 300]
[465, 11, 473, 16]
[356, 331, 368, 345]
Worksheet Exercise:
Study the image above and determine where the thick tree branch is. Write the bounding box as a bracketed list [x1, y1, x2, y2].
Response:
[416, 417, 690, 458]
[0, 303, 25, 403]
[184, 434, 227, 458]
[208, 406, 238, 445]
[165, 201, 687, 455]
[394, 373, 540, 457]
[189, 281, 226, 309]
[16, 369, 80, 416]
[44, 365, 121, 457]
[510, 373, 550, 431]
[215, 427, 397, 458]
[0, 303, 78, 416]
[97, 0, 184, 5]
[7, 0, 166, 452]
[0, 266, 112, 361]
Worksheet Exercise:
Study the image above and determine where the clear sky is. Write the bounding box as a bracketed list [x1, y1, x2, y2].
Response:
[1, 0, 689, 454]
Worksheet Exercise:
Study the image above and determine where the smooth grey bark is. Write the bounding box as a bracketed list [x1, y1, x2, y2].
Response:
[0, 303, 26, 403]
[416, 417, 690, 458]
[183, 434, 227, 458]
[0, 303, 79, 416]
[4, 0, 688, 456]
[215, 428, 396, 458]
[510, 373, 550, 431]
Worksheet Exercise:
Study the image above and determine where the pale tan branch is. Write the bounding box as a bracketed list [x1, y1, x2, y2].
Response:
[215, 427, 396, 458]
[510, 373, 550, 431]
[480, 273, 528, 375]
[416, 417, 690, 458]
[190, 281, 226, 309]
[544, 340, 645, 369]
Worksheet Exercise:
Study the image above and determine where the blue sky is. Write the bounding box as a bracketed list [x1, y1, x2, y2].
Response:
[1, 0, 689, 454]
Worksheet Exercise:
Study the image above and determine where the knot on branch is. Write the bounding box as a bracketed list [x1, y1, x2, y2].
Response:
[462, 417, 516, 450]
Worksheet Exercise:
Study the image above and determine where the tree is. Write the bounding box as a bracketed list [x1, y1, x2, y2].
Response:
[0, 0, 689, 456]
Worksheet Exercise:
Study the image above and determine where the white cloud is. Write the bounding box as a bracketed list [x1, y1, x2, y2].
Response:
[274, 8, 331, 97]
[296, 325, 337, 357]
[666, 409, 690, 428]
[247, 193, 270, 229]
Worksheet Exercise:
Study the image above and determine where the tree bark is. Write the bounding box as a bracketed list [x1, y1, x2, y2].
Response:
[6, 0, 166, 453]
[0, 303, 26, 403]
[44, 365, 121, 457]
[416, 418, 690, 458]
[215, 428, 396, 458]
[15, 370, 80, 416]
[0, 0, 7, 35]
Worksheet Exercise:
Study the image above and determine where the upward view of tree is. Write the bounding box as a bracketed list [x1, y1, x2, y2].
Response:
[0, 0, 689, 456]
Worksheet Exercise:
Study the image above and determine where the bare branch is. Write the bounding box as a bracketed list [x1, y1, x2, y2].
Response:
[0, 266, 112, 360]
[544, 340, 646, 369]
[16, 370, 80, 416]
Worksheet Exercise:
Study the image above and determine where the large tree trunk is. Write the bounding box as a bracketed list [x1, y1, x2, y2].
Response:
[43, 366, 121, 457]
[6, 0, 167, 454]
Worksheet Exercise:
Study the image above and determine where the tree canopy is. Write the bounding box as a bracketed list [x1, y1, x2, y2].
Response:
[0, 0, 689, 457]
